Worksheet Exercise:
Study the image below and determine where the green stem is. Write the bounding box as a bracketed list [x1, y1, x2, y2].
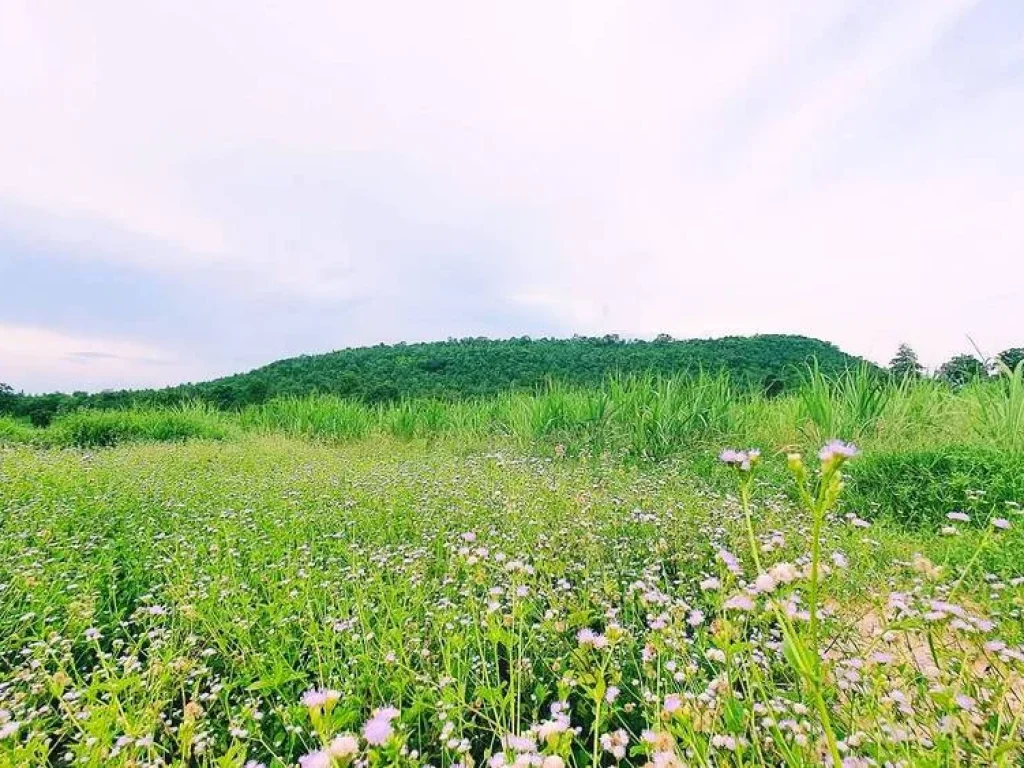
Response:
[948, 527, 992, 600]
[740, 478, 763, 573]
[807, 501, 824, 670]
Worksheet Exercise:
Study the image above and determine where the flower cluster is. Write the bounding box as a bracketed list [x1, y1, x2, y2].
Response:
[1, 436, 1021, 767]
[719, 448, 761, 471]
[299, 700, 401, 767]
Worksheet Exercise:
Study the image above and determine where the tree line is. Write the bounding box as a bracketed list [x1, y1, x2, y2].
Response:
[3, 335, 1019, 427]
[888, 345, 1024, 386]
[3, 334, 862, 425]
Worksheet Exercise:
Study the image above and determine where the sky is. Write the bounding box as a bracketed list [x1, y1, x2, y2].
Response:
[1, 1, 1022, 393]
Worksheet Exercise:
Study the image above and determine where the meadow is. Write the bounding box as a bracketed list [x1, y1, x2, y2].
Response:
[2, 365, 1024, 766]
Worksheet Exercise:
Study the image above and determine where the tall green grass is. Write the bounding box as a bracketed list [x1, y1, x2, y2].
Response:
[969, 360, 1024, 453]
[43, 403, 232, 447]
[5, 367, 1023, 459]
[232, 368, 1024, 459]
[797, 361, 890, 443]
[239, 395, 375, 440]
[0, 415, 36, 445]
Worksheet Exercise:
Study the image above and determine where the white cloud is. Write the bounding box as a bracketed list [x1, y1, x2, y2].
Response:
[0, 324, 206, 393]
[0, 0, 1021, 388]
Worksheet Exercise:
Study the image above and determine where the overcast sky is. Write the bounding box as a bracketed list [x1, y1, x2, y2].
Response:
[2, 1, 1022, 393]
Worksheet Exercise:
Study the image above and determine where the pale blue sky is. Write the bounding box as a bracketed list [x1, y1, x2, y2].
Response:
[1, 1, 1022, 392]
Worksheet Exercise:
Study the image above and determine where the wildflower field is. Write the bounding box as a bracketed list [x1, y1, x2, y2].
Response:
[2, 367, 1024, 767]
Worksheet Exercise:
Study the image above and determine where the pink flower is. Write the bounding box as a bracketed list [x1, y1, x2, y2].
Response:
[328, 734, 360, 759]
[720, 448, 760, 471]
[599, 729, 630, 760]
[724, 593, 755, 611]
[753, 572, 777, 593]
[372, 706, 400, 722]
[577, 629, 608, 648]
[362, 706, 399, 746]
[700, 577, 721, 591]
[818, 440, 858, 463]
[503, 733, 537, 752]
[363, 716, 394, 746]
[298, 751, 332, 768]
[719, 449, 743, 464]
[300, 688, 339, 709]
[717, 550, 742, 576]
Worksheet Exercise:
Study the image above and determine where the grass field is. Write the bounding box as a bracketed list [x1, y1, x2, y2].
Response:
[2, 367, 1024, 766]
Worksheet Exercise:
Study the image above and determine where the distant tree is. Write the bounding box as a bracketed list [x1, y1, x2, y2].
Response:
[888, 344, 923, 380]
[243, 378, 272, 405]
[334, 372, 361, 397]
[0, 382, 16, 414]
[364, 381, 400, 404]
[208, 382, 238, 409]
[936, 354, 987, 387]
[997, 347, 1024, 372]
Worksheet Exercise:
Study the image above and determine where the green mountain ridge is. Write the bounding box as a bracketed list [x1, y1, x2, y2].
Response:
[3, 334, 874, 425]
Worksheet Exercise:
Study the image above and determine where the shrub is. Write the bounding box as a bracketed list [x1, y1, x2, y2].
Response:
[844, 445, 1024, 527]
[0, 416, 36, 445]
[47, 406, 230, 448]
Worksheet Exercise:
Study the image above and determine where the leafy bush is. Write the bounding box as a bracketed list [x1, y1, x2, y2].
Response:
[47, 406, 231, 448]
[0, 416, 36, 445]
[844, 445, 1024, 526]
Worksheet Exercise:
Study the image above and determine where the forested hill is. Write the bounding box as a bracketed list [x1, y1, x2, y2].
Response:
[2, 335, 871, 424]
[217, 334, 867, 404]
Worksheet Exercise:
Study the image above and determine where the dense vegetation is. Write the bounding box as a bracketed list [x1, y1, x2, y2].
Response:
[3, 346, 1024, 765]
[4, 362, 1023, 528]
[2, 416, 1023, 766]
[1, 335, 865, 425]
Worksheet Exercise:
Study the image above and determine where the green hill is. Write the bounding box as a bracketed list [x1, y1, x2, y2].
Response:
[3, 334, 873, 425]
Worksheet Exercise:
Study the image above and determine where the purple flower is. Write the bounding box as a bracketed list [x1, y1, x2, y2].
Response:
[719, 448, 761, 471]
[363, 716, 394, 746]
[301, 689, 328, 708]
[362, 705, 400, 746]
[372, 706, 400, 722]
[717, 549, 742, 576]
[300, 688, 339, 709]
[818, 440, 859, 463]
[298, 751, 332, 768]
[724, 593, 755, 611]
[503, 733, 538, 752]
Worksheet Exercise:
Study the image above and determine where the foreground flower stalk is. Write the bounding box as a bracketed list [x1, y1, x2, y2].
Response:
[722, 441, 859, 766]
